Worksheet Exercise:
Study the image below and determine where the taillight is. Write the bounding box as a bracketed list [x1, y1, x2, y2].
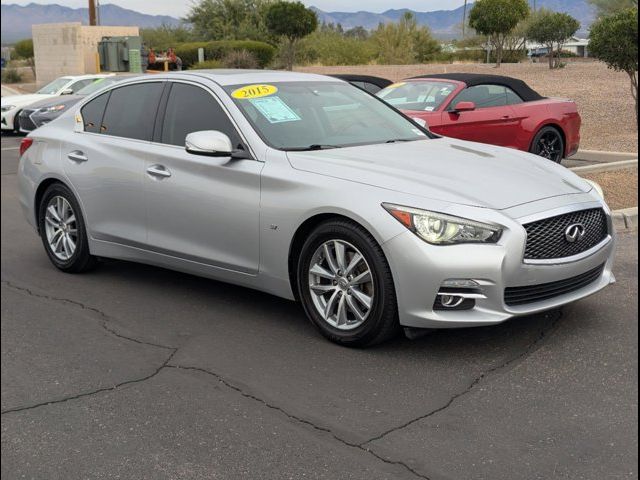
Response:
[19, 138, 33, 157]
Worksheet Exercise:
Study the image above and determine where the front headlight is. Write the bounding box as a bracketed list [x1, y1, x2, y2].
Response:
[583, 179, 604, 199]
[383, 203, 503, 245]
[1, 105, 16, 113]
[38, 104, 66, 113]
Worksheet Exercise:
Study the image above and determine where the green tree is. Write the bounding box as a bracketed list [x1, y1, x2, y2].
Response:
[13, 38, 34, 75]
[589, 8, 638, 123]
[140, 24, 195, 50]
[186, 0, 274, 42]
[589, 0, 637, 17]
[525, 9, 580, 68]
[372, 12, 441, 65]
[468, 0, 530, 67]
[265, 1, 318, 70]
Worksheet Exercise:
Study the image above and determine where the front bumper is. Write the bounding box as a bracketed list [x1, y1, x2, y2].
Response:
[1, 108, 18, 131]
[383, 199, 616, 329]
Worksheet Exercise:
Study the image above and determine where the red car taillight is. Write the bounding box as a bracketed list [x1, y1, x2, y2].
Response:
[19, 138, 33, 157]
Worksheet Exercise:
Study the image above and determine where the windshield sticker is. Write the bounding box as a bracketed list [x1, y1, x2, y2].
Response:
[232, 84, 278, 100]
[424, 106, 435, 112]
[439, 87, 452, 96]
[249, 96, 301, 123]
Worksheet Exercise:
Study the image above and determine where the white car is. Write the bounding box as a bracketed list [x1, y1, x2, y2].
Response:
[1, 74, 113, 132]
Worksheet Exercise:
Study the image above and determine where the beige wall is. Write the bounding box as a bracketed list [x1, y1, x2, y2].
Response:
[32, 23, 139, 83]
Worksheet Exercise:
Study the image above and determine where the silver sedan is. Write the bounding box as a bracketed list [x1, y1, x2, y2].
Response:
[17, 70, 615, 346]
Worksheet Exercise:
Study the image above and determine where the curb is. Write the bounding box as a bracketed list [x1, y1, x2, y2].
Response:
[571, 159, 638, 174]
[613, 207, 638, 232]
[573, 150, 638, 163]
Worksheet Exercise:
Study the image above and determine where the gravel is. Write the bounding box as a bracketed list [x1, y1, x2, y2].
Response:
[582, 167, 638, 210]
[297, 61, 638, 153]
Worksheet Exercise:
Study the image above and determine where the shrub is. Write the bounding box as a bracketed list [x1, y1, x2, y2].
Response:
[1, 68, 22, 83]
[175, 40, 276, 68]
[13, 39, 34, 60]
[222, 50, 259, 69]
[190, 59, 223, 69]
[297, 31, 377, 65]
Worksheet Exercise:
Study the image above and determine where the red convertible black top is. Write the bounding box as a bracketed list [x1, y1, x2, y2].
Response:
[410, 73, 546, 102]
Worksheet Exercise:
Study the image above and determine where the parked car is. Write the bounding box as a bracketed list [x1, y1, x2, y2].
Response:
[17, 75, 140, 133]
[18, 71, 614, 347]
[1, 74, 113, 133]
[329, 74, 393, 94]
[376, 73, 581, 163]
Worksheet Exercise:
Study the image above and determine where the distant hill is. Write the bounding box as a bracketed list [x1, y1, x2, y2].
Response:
[312, 0, 595, 38]
[1, 3, 180, 43]
[1, 0, 595, 44]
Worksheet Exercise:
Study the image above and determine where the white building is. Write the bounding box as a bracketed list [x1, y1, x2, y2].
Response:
[526, 37, 590, 57]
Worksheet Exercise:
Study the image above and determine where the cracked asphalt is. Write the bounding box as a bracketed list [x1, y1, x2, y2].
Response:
[1, 134, 638, 480]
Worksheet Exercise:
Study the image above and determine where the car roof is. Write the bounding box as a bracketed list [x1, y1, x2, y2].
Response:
[162, 69, 341, 87]
[409, 73, 545, 102]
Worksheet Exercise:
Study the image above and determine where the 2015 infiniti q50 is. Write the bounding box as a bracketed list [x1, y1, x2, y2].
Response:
[17, 71, 615, 346]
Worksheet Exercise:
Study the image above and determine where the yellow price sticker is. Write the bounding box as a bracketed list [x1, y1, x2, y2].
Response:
[387, 82, 406, 89]
[231, 84, 278, 100]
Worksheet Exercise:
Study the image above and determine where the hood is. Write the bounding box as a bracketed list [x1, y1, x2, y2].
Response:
[24, 95, 84, 111]
[287, 138, 591, 210]
[1, 94, 54, 108]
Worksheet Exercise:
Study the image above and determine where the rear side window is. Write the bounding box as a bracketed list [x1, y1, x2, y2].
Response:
[161, 83, 242, 148]
[100, 82, 164, 141]
[69, 79, 95, 93]
[80, 91, 109, 133]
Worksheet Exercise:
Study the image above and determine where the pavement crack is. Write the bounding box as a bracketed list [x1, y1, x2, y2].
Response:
[1, 280, 176, 351]
[167, 364, 432, 480]
[361, 311, 563, 448]
[1, 349, 177, 415]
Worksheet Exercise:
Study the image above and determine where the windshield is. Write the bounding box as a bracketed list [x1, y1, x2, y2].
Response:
[37, 78, 70, 95]
[76, 77, 123, 95]
[377, 81, 458, 112]
[225, 81, 430, 150]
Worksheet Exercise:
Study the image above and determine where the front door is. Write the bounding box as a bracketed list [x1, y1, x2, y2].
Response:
[144, 81, 262, 275]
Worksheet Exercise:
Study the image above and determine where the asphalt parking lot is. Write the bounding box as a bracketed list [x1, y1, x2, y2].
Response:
[1, 133, 638, 480]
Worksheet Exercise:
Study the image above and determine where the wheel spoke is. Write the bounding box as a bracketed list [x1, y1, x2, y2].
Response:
[45, 216, 58, 227]
[65, 234, 76, 253]
[351, 287, 372, 309]
[346, 295, 365, 322]
[65, 214, 76, 226]
[345, 253, 363, 276]
[336, 295, 348, 326]
[47, 205, 61, 222]
[310, 264, 335, 281]
[351, 270, 371, 285]
[323, 243, 339, 274]
[310, 283, 335, 293]
[324, 290, 340, 320]
[334, 241, 347, 271]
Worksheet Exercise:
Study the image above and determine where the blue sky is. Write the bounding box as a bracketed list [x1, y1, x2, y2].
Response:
[1, 0, 468, 17]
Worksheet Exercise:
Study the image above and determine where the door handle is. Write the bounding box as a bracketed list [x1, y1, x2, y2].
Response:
[146, 164, 172, 178]
[67, 150, 88, 163]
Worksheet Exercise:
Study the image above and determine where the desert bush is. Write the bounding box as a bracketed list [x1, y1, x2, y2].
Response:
[1, 68, 22, 83]
[297, 30, 377, 65]
[175, 40, 275, 68]
[190, 59, 223, 69]
[222, 50, 259, 68]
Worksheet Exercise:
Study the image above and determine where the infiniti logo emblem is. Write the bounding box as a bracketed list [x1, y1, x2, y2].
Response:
[565, 223, 586, 243]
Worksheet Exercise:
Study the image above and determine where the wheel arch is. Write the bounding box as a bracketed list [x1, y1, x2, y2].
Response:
[33, 177, 86, 235]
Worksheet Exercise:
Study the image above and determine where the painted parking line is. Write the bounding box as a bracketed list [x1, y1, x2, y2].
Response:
[1, 147, 20, 151]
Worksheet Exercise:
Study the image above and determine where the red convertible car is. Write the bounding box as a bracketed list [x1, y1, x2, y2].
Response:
[375, 73, 581, 163]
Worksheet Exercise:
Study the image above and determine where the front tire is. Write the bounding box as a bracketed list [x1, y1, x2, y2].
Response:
[530, 126, 564, 163]
[296, 219, 399, 347]
[38, 183, 97, 273]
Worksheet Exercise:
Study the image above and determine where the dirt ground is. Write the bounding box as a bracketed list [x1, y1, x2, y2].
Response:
[297, 61, 638, 153]
[581, 167, 638, 210]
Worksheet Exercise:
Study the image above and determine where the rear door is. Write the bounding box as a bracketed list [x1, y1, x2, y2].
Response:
[144, 81, 263, 274]
[62, 81, 164, 246]
[438, 84, 521, 148]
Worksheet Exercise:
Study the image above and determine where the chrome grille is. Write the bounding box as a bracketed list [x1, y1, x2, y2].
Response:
[523, 208, 608, 260]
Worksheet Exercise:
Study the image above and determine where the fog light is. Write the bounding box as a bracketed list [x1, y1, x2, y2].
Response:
[440, 295, 465, 308]
[442, 279, 480, 288]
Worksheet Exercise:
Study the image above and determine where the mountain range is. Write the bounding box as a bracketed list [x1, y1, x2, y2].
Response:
[1, 0, 595, 44]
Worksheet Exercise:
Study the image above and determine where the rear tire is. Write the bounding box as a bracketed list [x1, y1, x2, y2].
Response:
[38, 183, 97, 273]
[296, 219, 399, 347]
[530, 126, 564, 163]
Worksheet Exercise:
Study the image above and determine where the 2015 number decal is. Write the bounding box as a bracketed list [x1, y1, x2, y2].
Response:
[231, 84, 278, 100]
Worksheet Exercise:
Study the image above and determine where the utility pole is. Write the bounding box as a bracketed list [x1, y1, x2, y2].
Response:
[462, 0, 468, 38]
[88, 0, 97, 26]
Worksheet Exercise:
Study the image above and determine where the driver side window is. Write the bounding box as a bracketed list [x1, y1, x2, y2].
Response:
[450, 85, 523, 110]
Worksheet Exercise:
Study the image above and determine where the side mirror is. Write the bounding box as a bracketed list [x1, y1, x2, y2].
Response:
[185, 130, 233, 157]
[60, 88, 74, 95]
[453, 101, 476, 113]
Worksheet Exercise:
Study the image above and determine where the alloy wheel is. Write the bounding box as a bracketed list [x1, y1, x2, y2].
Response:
[307, 239, 375, 330]
[536, 131, 563, 162]
[44, 195, 78, 261]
